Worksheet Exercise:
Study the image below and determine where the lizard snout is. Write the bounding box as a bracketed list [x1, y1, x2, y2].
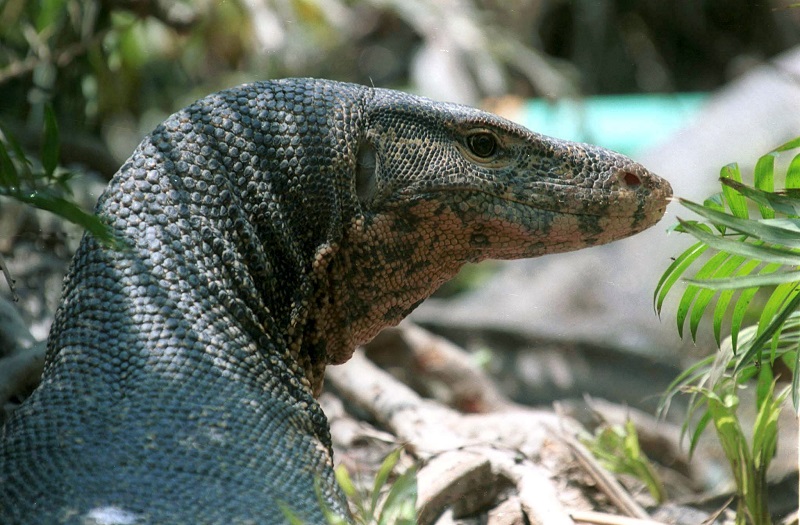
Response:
[615, 162, 673, 206]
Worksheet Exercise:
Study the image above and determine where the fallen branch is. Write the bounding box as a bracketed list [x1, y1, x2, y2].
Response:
[327, 349, 577, 525]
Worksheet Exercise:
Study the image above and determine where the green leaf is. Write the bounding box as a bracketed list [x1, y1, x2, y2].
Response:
[3, 127, 34, 186]
[771, 135, 800, 153]
[689, 286, 717, 341]
[691, 254, 747, 342]
[751, 381, 787, 472]
[721, 178, 800, 216]
[371, 448, 402, 515]
[728, 263, 780, 351]
[687, 269, 800, 290]
[755, 363, 774, 410]
[622, 420, 666, 503]
[677, 219, 800, 266]
[322, 508, 352, 525]
[584, 421, 666, 504]
[753, 153, 776, 219]
[654, 241, 708, 314]
[757, 283, 797, 346]
[680, 198, 800, 247]
[708, 258, 762, 346]
[785, 153, 800, 191]
[688, 406, 713, 458]
[658, 353, 716, 417]
[713, 289, 739, 347]
[684, 251, 740, 340]
[676, 283, 700, 340]
[36, 0, 66, 32]
[704, 192, 726, 212]
[41, 105, 60, 179]
[377, 465, 417, 525]
[0, 123, 30, 188]
[735, 291, 800, 371]
[759, 218, 800, 236]
[334, 465, 357, 499]
[720, 163, 748, 219]
[705, 390, 752, 482]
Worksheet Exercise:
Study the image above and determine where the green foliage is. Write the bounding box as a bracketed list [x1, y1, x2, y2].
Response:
[581, 419, 666, 503]
[335, 448, 417, 525]
[280, 449, 417, 525]
[656, 137, 800, 523]
[0, 108, 116, 247]
[656, 136, 800, 408]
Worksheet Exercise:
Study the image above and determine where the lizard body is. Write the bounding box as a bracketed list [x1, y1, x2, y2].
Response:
[0, 78, 671, 524]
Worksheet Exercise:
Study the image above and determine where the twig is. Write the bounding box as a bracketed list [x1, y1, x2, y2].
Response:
[365, 322, 513, 412]
[699, 496, 734, 525]
[557, 427, 650, 520]
[570, 510, 667, 525]
[327, 348, 465, 455]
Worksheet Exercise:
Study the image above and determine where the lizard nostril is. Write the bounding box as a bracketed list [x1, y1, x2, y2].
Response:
[619, 170, 642, 188]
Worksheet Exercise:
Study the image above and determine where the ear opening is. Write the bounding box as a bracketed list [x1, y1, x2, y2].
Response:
[355, 141, 377, 204]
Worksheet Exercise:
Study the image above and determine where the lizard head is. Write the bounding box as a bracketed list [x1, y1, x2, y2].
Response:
[324, 88, 671, 363]
[354, 89, 672, 261]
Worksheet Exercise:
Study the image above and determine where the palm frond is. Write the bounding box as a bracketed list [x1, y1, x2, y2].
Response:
[658, 137, 800, 414]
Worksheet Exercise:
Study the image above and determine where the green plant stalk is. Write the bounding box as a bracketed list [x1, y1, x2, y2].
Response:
[702, 387, 768, 525]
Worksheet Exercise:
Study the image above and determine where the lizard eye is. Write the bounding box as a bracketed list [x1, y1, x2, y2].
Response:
[467, 132, 498, 158]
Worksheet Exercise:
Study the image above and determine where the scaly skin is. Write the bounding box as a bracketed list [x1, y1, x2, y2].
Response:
[0, 78, 671, 524]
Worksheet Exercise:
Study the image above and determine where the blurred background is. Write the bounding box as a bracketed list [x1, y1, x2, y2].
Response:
[2, 1, 800, 515]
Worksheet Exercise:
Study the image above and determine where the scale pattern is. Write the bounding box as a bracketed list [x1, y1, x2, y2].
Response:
[0, 78, 671, 524]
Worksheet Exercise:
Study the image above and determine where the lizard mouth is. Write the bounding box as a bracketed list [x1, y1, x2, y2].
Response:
[401, 173, 671, 221]
[385, 164, 671, 261]
[393, 158, 672, 222]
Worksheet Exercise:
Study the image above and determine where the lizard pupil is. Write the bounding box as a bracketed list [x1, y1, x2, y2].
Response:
[468, 133, 497, 158]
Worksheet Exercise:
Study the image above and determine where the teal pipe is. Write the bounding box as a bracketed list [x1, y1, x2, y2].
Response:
[514, 93, 708, 156]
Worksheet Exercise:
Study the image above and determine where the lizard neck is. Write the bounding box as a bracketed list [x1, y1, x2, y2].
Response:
[310, 202, 477, 367]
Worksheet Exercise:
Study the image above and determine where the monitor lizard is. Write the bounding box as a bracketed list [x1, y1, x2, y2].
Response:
[0, 78, 671, 524]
